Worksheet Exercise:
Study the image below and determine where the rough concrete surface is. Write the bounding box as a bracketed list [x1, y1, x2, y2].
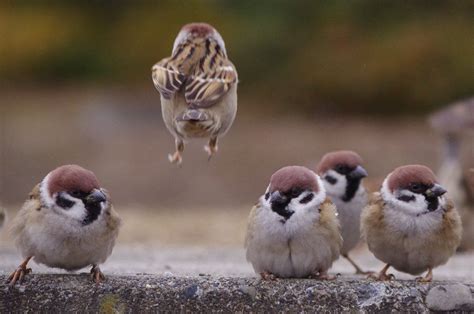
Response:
[1, 274, 473, 313]
[1, 246, 474, 312]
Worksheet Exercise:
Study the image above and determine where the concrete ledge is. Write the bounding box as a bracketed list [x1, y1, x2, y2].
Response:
[1, 274, 473, 312]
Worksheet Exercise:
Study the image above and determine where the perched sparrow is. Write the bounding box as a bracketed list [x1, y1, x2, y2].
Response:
[245, 166, 342, 279]
[8, 165, 121, 285]
[152, 22, 238, 165]
[361, 165, 462, 282]
[316, 150, 370, 274]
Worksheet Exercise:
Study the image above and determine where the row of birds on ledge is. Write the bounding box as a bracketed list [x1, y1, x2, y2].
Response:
[1, 22, 473, 286]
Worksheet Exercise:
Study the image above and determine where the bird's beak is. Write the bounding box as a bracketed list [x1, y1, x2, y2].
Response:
[270, 191, 294, 219]
[270, 191, 288, 206]
[426, 184, 447, 198]
[86, 189, 107, 204]
[348, 165, 368, 180]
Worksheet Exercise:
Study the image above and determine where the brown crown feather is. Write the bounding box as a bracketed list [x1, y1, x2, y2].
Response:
[181, 22, 215, 37]
[269, 166, 319, 193]
[47, 165, 100, 197]
[316, 150, 363, 174]
[387, 164, 438, 191]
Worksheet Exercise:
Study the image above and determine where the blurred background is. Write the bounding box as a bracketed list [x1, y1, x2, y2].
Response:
[0, 1, 473, 249]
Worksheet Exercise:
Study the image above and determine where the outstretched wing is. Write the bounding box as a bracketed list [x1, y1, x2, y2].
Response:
[185, 41, 237, 108]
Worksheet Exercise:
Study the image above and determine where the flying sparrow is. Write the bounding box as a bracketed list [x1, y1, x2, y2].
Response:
[8, 165, 121, 285]
[245, 166, 342, 279]
[152, 22, 238, 165]
[361, 165, 462, 282]
[316, 150, 370, 274]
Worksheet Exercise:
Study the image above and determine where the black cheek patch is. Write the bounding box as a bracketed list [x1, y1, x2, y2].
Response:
[325, 175, 337, 185]
[82, 203, 102, 226]
[398, 195, 415, 202]
[300, 193, 314, 204]
[342, 177, 361, 202]
[426, 196, 439, 212]
[265, 193, 270, 200]
[56, 194, 74, 209]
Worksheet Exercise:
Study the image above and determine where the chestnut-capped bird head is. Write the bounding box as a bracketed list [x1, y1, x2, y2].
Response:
[316, 150, 368, 202]
[381, 165, 447, 216]
[261, 166, 326, 222]
[40, 165, 108, 225]
[172, 22, 227, 56]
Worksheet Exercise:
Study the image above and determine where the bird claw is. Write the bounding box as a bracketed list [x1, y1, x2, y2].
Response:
[310, 271, 337, 280]
[204, 144, 218, 161]
[368, 272, 395, 281]
[7, 266, 32, 286]
[90, 266, 105, 284]
[168, 152, 182, 165]
[260, 272, 277, 281]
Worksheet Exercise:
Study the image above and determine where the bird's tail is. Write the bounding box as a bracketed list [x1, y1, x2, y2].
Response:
[176, 109, 209, 122]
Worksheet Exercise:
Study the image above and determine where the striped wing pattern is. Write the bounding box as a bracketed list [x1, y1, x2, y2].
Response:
[152, 38, 237, 107]
[151, 58, 186, 100]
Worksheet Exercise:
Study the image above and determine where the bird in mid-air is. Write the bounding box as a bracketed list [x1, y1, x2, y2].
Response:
[152, 22, 238, 165]
[361, 165, 462, 282]
[8, 165, 121, 285]
[245, 166, 342, 279]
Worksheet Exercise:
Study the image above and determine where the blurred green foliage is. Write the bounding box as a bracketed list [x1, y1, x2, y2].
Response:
[0, 1, 473, 114]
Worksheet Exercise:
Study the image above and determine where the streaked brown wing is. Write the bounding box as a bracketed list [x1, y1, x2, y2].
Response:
[151, 57, 186, 99]
[185, 50, 237, 108]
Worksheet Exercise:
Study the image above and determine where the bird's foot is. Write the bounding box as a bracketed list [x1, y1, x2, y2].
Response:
[415, 276, 432, 283]
[415, 269, 433, 283]
[7, 257, 32, 286]
[310, 271, 337, 280]
[260, 271, 277, 281]
[90, 265, 105, 284]
[168, 151, 183, 165]
[368, 272, 395, 281]
[204, 144, 218, 161]
[204, 137, 218, 161]
[7, 266, 32, 286]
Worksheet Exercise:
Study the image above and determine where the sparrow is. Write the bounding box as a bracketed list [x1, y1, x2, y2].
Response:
[152, 22, 238, 165]
[7, 165, 121, 285]
[245, 166, 342, 279]
[361, 165, 462, 282]
[316, 150, 370, 274]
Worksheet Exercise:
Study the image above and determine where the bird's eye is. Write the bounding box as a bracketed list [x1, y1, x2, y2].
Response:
[70, 190, 82, 198]
[335, 164, 349, 174]
[291, 188, 302, 198]
[409, 183, 423, 193]
[325, 175, 337, 185]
